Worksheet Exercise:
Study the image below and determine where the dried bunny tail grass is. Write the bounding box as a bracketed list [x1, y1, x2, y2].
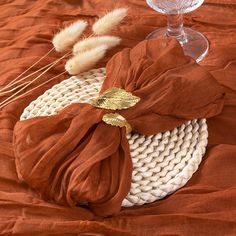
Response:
[65, 45, 108, 75]
[52, 20, 88, 52]
[73, 36, 121, 55]
[92, 8, 128, 35]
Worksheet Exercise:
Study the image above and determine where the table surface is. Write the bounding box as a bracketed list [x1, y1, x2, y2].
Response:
[0, 0, 235, 235]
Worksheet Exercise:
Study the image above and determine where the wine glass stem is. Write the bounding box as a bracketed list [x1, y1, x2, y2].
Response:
[166, 14, 187, 45]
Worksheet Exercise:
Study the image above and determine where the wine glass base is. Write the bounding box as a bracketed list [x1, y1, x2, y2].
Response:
[146, 27, 209, 62]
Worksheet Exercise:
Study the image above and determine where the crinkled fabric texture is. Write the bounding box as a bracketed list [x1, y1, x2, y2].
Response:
[0, 0, 236, 235]
[13, 38, 224, 217]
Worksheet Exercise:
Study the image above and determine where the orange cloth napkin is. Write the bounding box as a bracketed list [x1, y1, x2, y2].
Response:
[13, 38, 224, 217]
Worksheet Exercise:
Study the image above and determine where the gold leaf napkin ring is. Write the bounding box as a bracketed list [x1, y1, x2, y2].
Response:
[102, 113, 132, 134]
[93, 87, 140, 110]
[92, 87, 140, 134]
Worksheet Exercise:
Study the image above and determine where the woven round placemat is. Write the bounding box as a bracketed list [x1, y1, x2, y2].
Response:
[21, 68, 208, 207]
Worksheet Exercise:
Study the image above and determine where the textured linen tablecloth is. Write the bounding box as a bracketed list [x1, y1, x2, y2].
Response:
[0, 0, 236, 235]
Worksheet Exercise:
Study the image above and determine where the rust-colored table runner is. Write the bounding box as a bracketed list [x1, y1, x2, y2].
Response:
[0, 0, 236, 235]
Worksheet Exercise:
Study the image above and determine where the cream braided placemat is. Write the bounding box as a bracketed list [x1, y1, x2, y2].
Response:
[21, 68, 208, 207]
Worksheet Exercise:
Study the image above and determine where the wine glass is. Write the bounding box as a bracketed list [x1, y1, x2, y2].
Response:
[146, 0, 209, 62]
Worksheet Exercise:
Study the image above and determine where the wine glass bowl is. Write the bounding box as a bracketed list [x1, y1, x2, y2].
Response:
[146, 0, 205, 14]
[146, 0, 209, 62]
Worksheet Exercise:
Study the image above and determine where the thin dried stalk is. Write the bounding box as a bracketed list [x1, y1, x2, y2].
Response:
[0, 81, 30, 96]
[0, 59, 57, 93]
[0, 48, 54, 93]
[0, 71, 67, 109]
[0, 52, 70, 108]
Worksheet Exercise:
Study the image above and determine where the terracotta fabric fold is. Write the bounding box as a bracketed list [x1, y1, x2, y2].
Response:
[13, 38, 225, 217]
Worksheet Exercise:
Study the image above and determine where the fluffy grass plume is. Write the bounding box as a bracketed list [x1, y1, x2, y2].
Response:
[92, 8, 128, 35]
[52, 20, 88, 52]
[73, 36, 121, 55]
[65, 45, 108, 75]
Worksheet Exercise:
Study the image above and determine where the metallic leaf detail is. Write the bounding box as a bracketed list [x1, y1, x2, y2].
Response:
[93, 87, 140, 110]
[102, 113, 132, 134]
